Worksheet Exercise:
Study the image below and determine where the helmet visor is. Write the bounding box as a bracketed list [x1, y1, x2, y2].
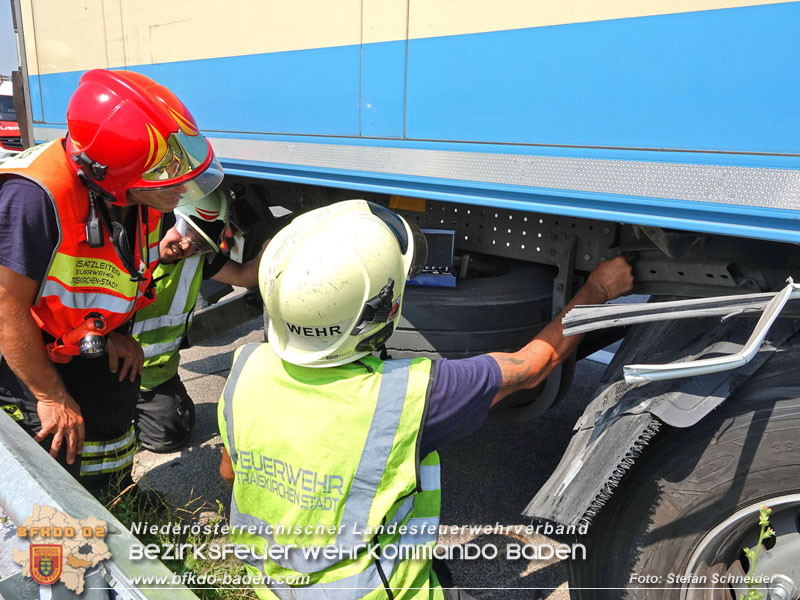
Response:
[142, 130, 212, 182]
[407, 221, 427, 279]
[175, 215, 215, 255]
[366, 202, 427, 279]
[129, 152, 224, 210]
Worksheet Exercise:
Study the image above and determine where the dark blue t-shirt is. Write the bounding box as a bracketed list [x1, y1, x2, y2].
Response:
[421, 354, 502, 455]
[0, 176, 59, 282]
[0, 176, 60, 393]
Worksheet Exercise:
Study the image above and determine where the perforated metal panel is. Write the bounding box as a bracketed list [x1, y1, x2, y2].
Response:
[375, 196, 617, 270]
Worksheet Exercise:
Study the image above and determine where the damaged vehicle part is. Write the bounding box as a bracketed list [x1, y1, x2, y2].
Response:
[563, 333, 800, 599]
[624, 280, 800, 383]
[562, 291, 800, 337]
[563, 280, 800, 383]
[526, 313, 800, 527]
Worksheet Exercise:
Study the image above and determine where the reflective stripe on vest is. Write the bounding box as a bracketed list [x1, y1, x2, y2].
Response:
[221, 343, 260, 466]
[242, 546, 403, 600]
[39, 279, 137, 314]
[230, 460, 442, 571]
[219, 344, 442, 599]
[133, 256, 202, 335]
[135, 310, 194, 337]
[148, 244, 161, 265]
[227, 355, 418, 573]
[134, 256, 204, 387]
[141, 337, 183, 359]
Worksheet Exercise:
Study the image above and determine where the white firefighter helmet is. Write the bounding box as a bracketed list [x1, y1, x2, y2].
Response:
[174, 188, 243, 258]
[259, 200, 427, 367]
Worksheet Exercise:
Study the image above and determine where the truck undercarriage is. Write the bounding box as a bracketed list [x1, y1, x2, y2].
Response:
[221, 175, 800, 598]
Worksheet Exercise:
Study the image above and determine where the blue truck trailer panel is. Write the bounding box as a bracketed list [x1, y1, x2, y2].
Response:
[22, 1, 800, 242]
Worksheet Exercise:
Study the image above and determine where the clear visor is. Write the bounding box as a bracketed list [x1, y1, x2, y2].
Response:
[175, 216, 214, 255]
[407, 221, 427, 279]
[129, 152, 224, 210]
[367, 202, 428, 279]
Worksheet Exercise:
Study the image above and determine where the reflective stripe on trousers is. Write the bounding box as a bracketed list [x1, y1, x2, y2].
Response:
[228, 358, 424, 573]
[79, 425, 136, 475]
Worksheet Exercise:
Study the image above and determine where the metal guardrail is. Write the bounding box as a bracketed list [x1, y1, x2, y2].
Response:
[0, 411, 198, 600]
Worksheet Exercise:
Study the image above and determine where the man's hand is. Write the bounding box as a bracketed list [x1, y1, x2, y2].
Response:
[585, 254, 635, 303]
[33, 396, 85, 463]
[107, 332, 144, 382]
[489, 254, 634, 404]
[0, 265, 87, 463]
[219, 446, 235, 483]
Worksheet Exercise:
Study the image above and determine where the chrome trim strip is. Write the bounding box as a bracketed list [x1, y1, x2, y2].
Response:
[35, 126, 799, 212]
[209, 137, 800, 211]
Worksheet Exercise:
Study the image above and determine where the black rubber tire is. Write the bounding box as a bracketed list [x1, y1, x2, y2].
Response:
[567, 372, 800, 599]
[387, 260, 554, 359]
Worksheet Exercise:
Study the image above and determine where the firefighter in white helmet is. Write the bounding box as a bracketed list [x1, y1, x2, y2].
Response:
[217, 199, 633, 599]
[131, 189, 271, 452]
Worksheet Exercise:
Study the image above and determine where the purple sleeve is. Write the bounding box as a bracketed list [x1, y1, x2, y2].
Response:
[420, 354, 502, 455]
[0, 177, 59, 282]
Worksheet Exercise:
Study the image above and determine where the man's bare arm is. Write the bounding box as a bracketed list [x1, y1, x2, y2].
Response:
[488, 255, 634, 406]
[0, 265, 85, 462]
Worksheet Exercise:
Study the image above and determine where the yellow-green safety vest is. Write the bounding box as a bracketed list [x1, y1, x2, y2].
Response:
[218, 343, 444, 599]
[132, 255, 204, 390]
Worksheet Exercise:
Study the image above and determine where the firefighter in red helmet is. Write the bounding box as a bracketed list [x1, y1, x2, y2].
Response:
[0, 69, 222, 497]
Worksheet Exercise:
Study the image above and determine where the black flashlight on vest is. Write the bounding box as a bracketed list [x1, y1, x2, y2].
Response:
[47, 313, 108, 363]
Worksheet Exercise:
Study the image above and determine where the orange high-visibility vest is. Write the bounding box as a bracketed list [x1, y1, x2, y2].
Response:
[0, 140, 162, 359]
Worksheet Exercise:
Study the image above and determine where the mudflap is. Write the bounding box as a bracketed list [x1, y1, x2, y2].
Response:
[523, 312, 800, 528]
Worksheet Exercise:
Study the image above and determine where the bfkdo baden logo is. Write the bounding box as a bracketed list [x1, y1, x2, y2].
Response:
[13, 504, 110, 594]
[30, 544, 63, 585]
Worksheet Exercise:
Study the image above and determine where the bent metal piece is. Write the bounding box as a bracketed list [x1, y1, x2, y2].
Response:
[562, 292, 789, 336]
[562, 279, 800, 384]
[623, 279, 800, 383]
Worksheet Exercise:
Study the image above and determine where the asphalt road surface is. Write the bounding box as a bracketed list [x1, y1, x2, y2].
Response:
[134, 315, 609, 599]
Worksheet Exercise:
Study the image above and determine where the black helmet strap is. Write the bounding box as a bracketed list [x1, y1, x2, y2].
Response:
[351, 278, 395, 335]
[78, 172, 146, 282]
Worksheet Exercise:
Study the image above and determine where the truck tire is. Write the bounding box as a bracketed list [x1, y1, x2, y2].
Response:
[567, 371, 800, 600]
[387, 259, 554, 359]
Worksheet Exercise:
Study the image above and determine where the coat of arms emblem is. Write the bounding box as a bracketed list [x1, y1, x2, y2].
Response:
[30, 545, 62, 585]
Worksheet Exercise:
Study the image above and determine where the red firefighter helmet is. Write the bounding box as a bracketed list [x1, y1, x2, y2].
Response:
[65, 69, 223, 208]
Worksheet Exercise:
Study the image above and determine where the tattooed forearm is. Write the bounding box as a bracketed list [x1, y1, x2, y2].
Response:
[487, 255, 633, 406]
[493, 354, 535, 390]
[490, 341, 558, 400]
